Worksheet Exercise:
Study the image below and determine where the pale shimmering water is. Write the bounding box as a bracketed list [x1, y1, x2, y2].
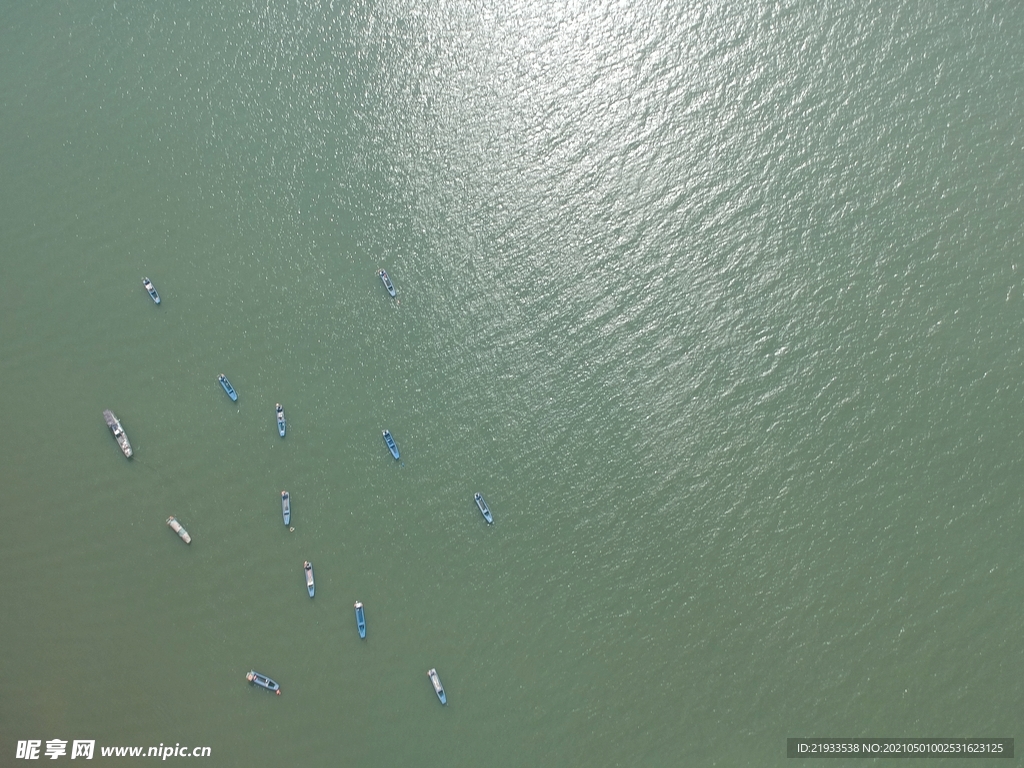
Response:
[2, 1, 1024, 765]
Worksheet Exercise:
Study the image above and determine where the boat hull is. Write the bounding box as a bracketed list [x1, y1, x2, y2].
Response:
[355, 602, 366, 639]
[383, 430, 400, 460]
[166, 516, 191, 544]
[103, 410, 133, 459]
[474, 493, 493, 524]
[427, 669, 446, 705]
[304, 561, 314, 598]
[282, 492, 290, 526]
[378, 269, 396, 297]
[276, 404, 286, 437]
[247, 670, 280, 694]
[143, 278, 160, 304]
[218, 375, 238, 401]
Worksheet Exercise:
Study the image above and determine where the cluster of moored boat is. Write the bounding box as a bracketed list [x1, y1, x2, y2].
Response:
[105, 271, 480, 704]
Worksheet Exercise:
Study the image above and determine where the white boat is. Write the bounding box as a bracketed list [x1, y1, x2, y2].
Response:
[378, 269, 396, 297]
[143, 277, 160, 304]
[304, 560, 315, 598]
[166, 516, 191, 544]
[474, 493, 493, 524]
[427, 668, 446, 705]
[103, 410, 133, 458]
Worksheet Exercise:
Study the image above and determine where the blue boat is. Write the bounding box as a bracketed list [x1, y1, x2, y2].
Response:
[218, 374, 237, 402]
[246, 670, 281, 695]
[354, 601, 366, 639]
[378, 269, 396, 298]
[304, 560, 315, 598]
[276, 403, 286, 437]
[281, 491, 290, 526]
[142, 277, 160, 304]
[382, 429, 400, 460]
[427, 668, 447, 705]
[474, 493, 494, 524]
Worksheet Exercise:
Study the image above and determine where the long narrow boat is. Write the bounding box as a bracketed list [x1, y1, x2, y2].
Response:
[166, 516, 191, 544]
[246, 670, 281, 695]
[276, 403, 286, 437]
[427, 668, 447, 705]
[304, 560, 315, 598]
[142, 277, 160, 304]
[382, 429, 400, 460]
[378, 268, 396, 297]
[218, 374, 238, 402]
[474, 493, 494, 524]
[354, 601, 366, 639]
[102, 410, 133, 458]
[281, 491, 290, 526]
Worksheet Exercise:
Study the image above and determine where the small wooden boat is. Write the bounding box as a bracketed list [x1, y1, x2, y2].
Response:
[354, 601, 366, 639]
[276, 403, 286, 437]
[102, 410, 133, 458]
[246, 670, 281, 695]
[382, 429, 400, 460]
[304, 560, 315, 597]
[142, 277, 160, 304]
[378, 268, 396, 297]
[427, 668, 446, 705]
[281, 491, 290, 526]
[218, 374, 237, 402]
[166, 516, 191, 544]
[474, 493, 493, 524]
